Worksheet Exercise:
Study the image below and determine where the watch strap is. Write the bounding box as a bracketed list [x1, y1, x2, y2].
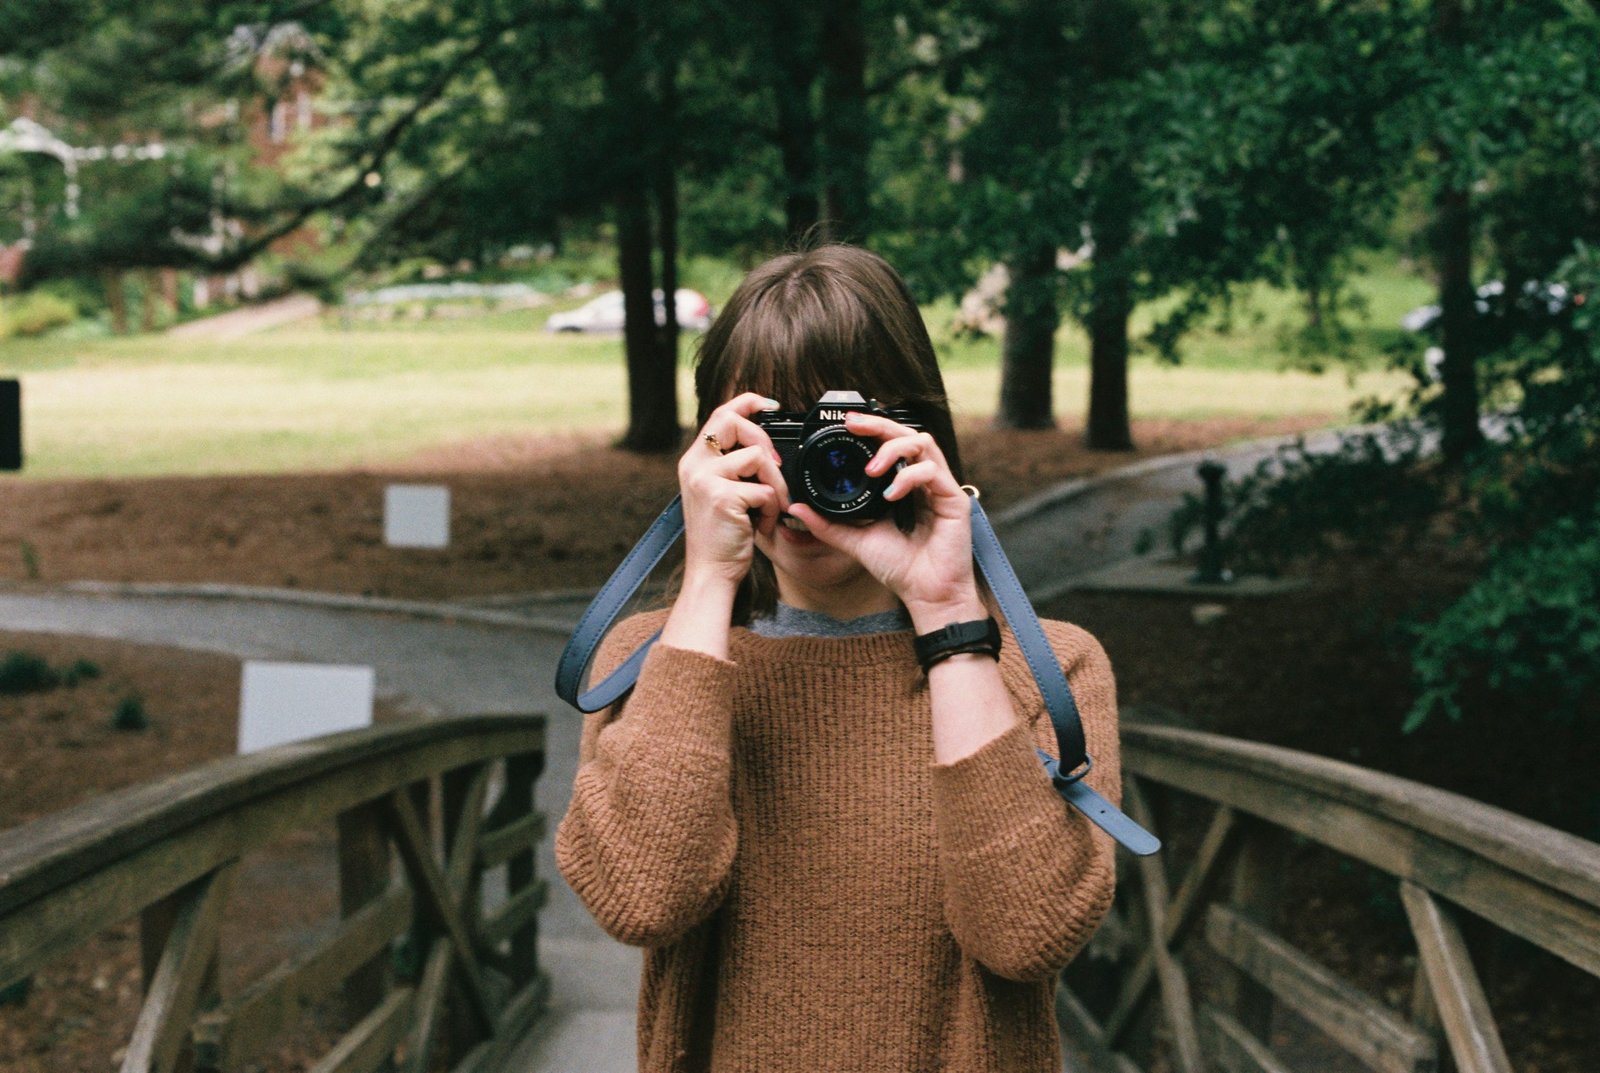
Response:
[914, 616, 1001, 669]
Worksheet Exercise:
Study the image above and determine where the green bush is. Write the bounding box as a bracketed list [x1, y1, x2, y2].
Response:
[1165, 423, 1441, 574]
[111, 693, 150, 731]
[0, 651, 60, 695]
[62, 659, 102, 686]
[0, 290, 77, 338]
[1406, 509, 1600, 732]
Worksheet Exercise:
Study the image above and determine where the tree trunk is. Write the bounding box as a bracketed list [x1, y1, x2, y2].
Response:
[770, 2, 821, 242]
[1082, 0, 1138, 451]
[820, 0, 869, 241]
[1087, 281, 1134, 451]
[604, 0, 677, 453]
[103, 268, 128, 335]
[656, 58, 682, 380]
[1432, 0, 1481, 462]
[996, 244, 1059, 429]
[617, 185, 678, 452]
[1434, 181, 1480, 461]
[1087, 178, 1135, 451]
[140, 269, 160, 333]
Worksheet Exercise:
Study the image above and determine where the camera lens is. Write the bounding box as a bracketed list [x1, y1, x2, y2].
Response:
[819, 446, 864, 499]
[797, 429, 884, 516]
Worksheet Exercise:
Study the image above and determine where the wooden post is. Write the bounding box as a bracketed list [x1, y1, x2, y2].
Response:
[134, 867, 231, 1073]
[441, 764, 483, 1060]
[1220, 818, 1288, 1041]
[337, 800, 392, 1020]
[505, 752, 544, 987]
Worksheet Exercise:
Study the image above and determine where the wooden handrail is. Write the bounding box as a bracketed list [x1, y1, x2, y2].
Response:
[0, 714, 549, 1073]
[1061, 719, 1600, 1073]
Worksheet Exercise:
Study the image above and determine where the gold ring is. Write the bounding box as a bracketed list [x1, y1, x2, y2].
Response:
[704, 433, 723, 453]
[960, 484, 981, 500]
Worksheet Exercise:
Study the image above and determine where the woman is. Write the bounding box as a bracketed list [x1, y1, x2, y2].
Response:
[556, 244, 1120, 1072]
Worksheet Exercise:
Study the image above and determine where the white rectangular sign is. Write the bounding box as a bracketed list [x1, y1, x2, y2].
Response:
[385, 483, 451, 548]
[238, 661, 375, 754]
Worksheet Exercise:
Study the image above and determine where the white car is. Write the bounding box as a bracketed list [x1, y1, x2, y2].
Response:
[545, 288, 713, 332]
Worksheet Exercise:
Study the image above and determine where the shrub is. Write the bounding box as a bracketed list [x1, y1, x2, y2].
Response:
[0, 290, 77, 338]
[111, 694, 150, 731]
[62, 659, 102, 686]
[1406, 509, 1600, 732]
[0, 651, 60, 695]
[1165, 423, 1441, 574]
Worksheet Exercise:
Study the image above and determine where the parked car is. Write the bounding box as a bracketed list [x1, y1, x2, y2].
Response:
[545, 288, 713, 333]
[1400, 279, 1576, 334]
[1400, 279, 1580, 379]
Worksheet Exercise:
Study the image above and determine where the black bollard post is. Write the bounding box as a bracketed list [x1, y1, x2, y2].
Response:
[1192, 459, 1233, 585]
[1, 379, 19, 472]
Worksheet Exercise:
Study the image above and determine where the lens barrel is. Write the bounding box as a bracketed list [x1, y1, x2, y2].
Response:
[795, 427, 891, 518]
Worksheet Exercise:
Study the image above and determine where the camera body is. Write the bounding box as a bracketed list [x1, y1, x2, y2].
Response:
[753, 390, 921, 530]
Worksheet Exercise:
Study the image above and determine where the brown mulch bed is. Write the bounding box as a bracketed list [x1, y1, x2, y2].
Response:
[2, 409, 1594, 1071]
[0, 634, 405, 1073]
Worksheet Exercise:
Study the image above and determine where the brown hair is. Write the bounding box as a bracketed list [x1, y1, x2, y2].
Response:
[692, 243, 964, 620]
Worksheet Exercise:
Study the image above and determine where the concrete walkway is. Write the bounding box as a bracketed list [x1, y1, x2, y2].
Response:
[0, 427, 1343, 1071]
[165, 293, 322, 340]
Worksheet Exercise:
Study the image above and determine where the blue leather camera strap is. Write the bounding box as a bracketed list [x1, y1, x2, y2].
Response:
[552, 493, 1160, 856]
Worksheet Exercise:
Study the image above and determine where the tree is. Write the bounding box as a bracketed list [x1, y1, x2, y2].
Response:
[0, 0, 292, 327]
[929, 0, 1407, 447]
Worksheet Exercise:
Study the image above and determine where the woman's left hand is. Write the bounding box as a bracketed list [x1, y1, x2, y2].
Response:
[785, 412, 985, 628]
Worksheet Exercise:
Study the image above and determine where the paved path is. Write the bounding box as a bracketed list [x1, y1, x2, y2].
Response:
[165, 293, 322, 340]
[0, 427, 1349, 1072]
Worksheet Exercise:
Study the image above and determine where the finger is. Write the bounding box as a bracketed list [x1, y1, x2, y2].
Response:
[862, 432, 928, 476]
[707, 392, 783, 440]
[710, 444, 790, 509]
[882, 459, 941, 501]
[737, 481, 780, 535]
[703, 405, 785, 463]
[884, 465, 970, 525]
[708, 445, 789, 528]
[683, 452, 780, 532]
[842, 410, 917, 441]
[721, 391, 784, 418]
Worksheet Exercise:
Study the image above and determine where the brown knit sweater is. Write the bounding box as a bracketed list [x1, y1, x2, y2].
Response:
[555, 609, 1121, 1072]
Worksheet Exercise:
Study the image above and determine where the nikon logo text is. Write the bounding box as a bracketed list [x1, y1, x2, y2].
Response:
[818, 409, 850, 421]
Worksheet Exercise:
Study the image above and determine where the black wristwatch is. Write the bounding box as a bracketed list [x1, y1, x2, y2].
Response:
[913, 616, 1002, 671]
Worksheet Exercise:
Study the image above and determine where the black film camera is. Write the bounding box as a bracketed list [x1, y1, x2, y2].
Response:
[753, 390, 921, 530]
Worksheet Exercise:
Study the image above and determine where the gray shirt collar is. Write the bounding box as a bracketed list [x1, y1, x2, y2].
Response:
[749, 602, 912, 639]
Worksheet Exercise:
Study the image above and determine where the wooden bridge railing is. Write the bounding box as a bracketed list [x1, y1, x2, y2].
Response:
[0, 713, 549, 1073]
[1061, 721, 1600, 1073]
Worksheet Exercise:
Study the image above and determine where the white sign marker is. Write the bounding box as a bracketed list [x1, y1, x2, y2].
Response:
[238, 661, 375, 754]
[385, 483, 451, 548]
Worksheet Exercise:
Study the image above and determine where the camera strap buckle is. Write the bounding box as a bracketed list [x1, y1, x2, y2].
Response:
[553, 493, 1160, 857]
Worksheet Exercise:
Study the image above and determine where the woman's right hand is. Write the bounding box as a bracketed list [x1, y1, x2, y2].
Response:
[661, 394, 788, 660]
[676, 392, 789, 592]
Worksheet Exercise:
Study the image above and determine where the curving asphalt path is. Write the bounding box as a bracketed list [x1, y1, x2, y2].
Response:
[0, 426, 1366, 1072]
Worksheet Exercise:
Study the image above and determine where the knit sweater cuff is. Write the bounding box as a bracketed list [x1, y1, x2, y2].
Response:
[621, 642, 737, 758]
[930, 719, 1062, 855]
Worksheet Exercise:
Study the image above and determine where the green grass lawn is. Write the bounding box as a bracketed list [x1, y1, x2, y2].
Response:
[0, 259, 1427, 479]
